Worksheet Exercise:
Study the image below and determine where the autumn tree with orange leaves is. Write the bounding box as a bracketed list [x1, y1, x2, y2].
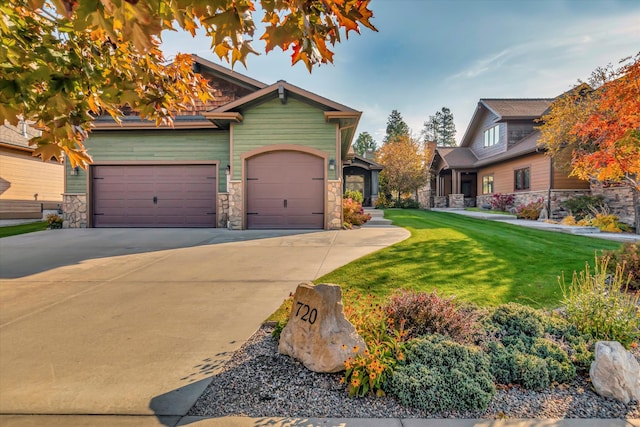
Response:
[0, 0, 376, 168]
[539, 53, 640, 233]
[376, 135, 431, 205]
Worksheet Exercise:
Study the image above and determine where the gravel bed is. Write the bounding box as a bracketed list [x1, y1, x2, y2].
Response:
[188, 325, 640, 419]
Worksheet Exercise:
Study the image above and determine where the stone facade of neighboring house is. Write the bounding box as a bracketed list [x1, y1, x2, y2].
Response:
[63, 55, 361, 230]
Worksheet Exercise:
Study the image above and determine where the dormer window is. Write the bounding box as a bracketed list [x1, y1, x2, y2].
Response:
[483, 125, 499, 147]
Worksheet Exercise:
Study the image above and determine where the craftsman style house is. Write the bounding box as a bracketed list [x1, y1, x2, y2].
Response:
[427, 98, 591, 216]
[63, 55, 360, 229]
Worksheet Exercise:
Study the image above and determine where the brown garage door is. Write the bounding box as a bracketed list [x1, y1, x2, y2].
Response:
[92, 165, 216, 227]
[246, 151, 324, 229]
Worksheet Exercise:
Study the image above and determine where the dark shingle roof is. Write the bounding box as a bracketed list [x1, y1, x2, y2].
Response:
[441, 147, 477, 168]
[481, 99, 554, 120]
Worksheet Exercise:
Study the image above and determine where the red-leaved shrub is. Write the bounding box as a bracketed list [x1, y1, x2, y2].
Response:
[490, 193, 515, 212]
[383, 290, 480, 342]
[343, 198, 371, 228]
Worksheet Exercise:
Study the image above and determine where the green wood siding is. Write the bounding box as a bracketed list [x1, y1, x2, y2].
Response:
[232, 98, 337, 180]
[65, 130, 230, 193]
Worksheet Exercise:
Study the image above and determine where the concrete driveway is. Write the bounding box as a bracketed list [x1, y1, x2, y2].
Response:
[0, 227, 408, 423]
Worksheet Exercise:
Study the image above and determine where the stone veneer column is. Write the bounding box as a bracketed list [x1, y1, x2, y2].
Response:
[448, 194, 464, 209]
[217, 193, 229, 228]
[433, 196, 448, 208]
[417, 186, 432, 209]
[227, 181, 243, 230]
[63, 193, 87, 228]
[327, 181, 342, 230]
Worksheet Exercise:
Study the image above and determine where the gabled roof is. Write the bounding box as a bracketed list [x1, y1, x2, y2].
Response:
[440, 147, 477, 169]
[192, 55, 266, 91]
[459, 98, 553, 147]
[205, 80, 360, 117]
[203, 80, 361, 158]
[481, 99, 553, 120]
[344, 154, 384, 171]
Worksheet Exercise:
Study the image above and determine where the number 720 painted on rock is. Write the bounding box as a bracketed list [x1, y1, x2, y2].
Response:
[295, 302, 318, 324]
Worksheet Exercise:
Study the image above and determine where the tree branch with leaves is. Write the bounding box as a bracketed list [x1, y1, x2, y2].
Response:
[0, 0, 377, 167]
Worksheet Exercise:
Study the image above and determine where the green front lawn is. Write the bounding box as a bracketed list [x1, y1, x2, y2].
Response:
[317, 209, 620, 309]
[0, 221, 48, 238]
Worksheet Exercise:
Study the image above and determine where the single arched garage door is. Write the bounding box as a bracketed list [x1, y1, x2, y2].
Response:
[246, 151, 324, 229]
[92, 165, 216, 227]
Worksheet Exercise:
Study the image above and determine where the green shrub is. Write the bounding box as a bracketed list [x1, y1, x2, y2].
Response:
[530, 338, 576, 383]
[541, 314, 593, 373]
[560, 256, 640, 348]
[486, 341, 550, 390]
[516, 198, 545, 220]
[603, 242, 640, 290]
[389, 335, 495, 412]
[562, 195, 605, 220]
[343, 189, 364, 204]
[483, 303, 578, 388]
[384, 290, 480, 342]
[375, 193, 395, 209]
[398, 198, 420, 209]
[513, 351, 550, 390]
[490, 303, 545, 339]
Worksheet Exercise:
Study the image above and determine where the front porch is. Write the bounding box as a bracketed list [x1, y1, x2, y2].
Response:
[426, 169, 477, 209]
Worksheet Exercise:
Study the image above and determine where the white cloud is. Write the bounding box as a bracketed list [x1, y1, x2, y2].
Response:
[448, 49, 512, 81]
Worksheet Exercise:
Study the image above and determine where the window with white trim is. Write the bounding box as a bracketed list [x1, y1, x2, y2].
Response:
[482, 175, 494, 194]
[483, 125, 500, 147]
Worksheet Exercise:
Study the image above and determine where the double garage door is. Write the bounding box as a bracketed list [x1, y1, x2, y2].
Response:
[92, 165, 216, 228]
[91, 152, 325, 229]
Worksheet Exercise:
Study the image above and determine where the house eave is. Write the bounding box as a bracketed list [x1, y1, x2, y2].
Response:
[93, 119, 219, 130]
[202, 112, 244, 129]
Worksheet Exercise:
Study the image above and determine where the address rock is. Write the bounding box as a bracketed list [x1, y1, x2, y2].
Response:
[278, 283, 366, 373]
[589, 341, 640, 404]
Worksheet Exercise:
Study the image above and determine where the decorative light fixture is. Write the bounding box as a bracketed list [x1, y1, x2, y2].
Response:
[226, 164, 231, 175]
[328, 159, 335, 171]
[70, 166, 80, 176]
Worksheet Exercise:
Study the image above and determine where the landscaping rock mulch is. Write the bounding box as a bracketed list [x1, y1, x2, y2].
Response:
[188, 325, 640, 419]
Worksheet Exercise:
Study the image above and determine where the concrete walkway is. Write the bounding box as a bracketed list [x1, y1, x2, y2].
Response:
[0, 227, 408, 425]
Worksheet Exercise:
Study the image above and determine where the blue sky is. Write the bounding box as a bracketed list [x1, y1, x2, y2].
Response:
[161, 0, 640, 146]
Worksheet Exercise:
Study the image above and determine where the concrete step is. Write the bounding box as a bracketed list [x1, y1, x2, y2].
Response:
[362, 209, 393, 227]
[363, 208, 385, 217]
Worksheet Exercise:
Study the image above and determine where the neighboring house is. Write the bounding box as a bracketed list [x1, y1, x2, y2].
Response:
[0, 121, 64, 219]
[427, 98, 590, 217]
[342, 153, 383, 207]
[63, 55, 360, 229]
